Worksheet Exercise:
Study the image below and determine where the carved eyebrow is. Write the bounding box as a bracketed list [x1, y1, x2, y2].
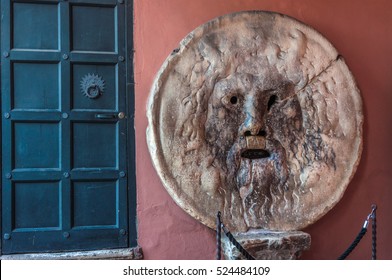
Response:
[261, 81, 293, 93]
[262, 88, 278, 94]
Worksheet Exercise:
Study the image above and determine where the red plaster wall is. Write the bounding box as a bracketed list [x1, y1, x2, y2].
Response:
[134, 0, 392, 259]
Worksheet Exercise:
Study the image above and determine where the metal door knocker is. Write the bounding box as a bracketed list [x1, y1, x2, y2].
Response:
[80, 73, 105, 99]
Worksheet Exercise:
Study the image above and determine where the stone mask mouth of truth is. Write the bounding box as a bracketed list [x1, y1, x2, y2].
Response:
[147, 11, 363, 232]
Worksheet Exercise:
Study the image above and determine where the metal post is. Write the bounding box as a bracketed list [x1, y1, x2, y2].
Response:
[216, 211, 222, 260]
[371, 204, 377, 260]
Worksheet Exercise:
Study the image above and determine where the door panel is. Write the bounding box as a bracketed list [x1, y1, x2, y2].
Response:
[72, 64, 117, 110]
[72, 122, 118, 168]
[14, 122, 60, 169]
[14, 181, 61, 229]
[13, 2, 59, 50]
[71, 5, 116, 52]
[1, 0, 130, 254]
[13, 63, 60, 110]
[72, 180, 118, 227]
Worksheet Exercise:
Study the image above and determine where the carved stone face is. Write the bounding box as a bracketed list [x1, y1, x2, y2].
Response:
[147, 11, 363, 232]
[205, 72, 304, 225]
[206, 73, 294, 159]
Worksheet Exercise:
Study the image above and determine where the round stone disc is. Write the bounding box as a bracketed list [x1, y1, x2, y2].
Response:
[147, 11, 363, 232]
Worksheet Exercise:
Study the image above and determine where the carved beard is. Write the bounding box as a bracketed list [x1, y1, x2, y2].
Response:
[225, 138, 289, 228]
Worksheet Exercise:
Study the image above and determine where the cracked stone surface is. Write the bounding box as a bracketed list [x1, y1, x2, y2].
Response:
[147, 11, 363, 232]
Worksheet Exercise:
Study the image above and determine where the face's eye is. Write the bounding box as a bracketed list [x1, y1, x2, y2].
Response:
[222, 93, 241, 109]
[267, 95, 278, 111]
[230, 96, 238, 105]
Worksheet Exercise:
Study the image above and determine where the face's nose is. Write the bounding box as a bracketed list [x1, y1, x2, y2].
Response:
[238, 98, 267, 137]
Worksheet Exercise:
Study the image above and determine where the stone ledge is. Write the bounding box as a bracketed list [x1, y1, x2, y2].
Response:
[0, 246, 143, 260]
[222, 230, 311, 260]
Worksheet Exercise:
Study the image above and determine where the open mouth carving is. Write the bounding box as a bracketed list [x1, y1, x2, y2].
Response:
[242, 135, 269, 159]
[241, 149, 270, 159]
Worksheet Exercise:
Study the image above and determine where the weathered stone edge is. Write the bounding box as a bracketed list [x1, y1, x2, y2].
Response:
[0, 246, 143, 260]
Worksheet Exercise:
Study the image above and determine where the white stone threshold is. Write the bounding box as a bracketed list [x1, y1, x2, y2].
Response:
[0, 246, 143, 260]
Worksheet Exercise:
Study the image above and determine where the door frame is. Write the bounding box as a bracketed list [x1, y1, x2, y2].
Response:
[125, 0, 138, 250]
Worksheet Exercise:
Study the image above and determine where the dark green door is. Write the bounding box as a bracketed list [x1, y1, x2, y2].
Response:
[1, 0, 133, 254]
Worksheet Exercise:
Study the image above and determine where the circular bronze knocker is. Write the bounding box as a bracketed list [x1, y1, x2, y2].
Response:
[80, 73, 105, 99]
